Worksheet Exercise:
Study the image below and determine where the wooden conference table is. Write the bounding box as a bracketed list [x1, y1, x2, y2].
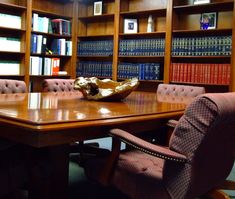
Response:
[0, 91, 186, 199]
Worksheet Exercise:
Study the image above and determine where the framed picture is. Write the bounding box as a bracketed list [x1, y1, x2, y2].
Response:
[124, 19, 138, 34]
[94, 1, 102, 16]
[200, 12, 217, 30]
[193, 0, 210, 5]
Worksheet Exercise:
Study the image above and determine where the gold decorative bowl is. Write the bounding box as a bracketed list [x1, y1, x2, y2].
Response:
[74, 77, 139, 101]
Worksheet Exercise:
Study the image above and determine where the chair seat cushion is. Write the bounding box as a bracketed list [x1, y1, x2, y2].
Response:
[85, 150, 170, 199]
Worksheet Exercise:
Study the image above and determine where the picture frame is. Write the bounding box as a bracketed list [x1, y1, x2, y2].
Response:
[124, 18, 138, 34]
[94, 1, 102, 16]
[200, 12, 217, 30]
[193, 0, 210, 5]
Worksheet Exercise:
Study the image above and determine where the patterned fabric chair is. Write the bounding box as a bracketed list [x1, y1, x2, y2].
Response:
[157, 83, 205, 141]
[0, 79, 28, 198]
[42, 78, 75, 92]
[0, 79, 27, 94]
[42, 78, 104, 158]
[83, 92, 235, 199]
[157, 83, 205, 104]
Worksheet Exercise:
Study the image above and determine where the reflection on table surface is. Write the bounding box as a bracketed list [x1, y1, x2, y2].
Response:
[0, 91, 187, 124]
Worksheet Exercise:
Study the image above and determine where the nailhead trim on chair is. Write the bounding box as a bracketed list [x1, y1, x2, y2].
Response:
[112, 136, 187, 163]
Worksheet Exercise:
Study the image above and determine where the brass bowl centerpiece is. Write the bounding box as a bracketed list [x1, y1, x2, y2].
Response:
[74, 77, 139, 101]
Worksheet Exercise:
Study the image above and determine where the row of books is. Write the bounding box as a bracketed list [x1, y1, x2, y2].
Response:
[32, 13, 71, 35]
[76, 61, 112, 77]
[170, 63, 230, 85]
[0, 61, 20, 75]
[118, 62, 162, 80]
[30, 56, 60, 75]
[31, 34, 72, 55]
[77, 40, 113, 56]
[172, 36, 232, 56]
[0, 37, 21, 52]
[0, 13, 21, 29]
[119, 38, 165, 56]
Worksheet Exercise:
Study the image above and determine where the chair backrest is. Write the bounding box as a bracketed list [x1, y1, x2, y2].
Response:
[0, 79, 27, 94]
[42, 79, 75, 92]
[165, 93, 235, 199]
[157, 83, 205, 104]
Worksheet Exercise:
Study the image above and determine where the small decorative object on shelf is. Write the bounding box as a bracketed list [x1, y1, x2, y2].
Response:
[200, 12, 217, 30]
[147, 15, 154, 33]
[124, 18, 138, 34]
[94, 1, 103, 16]
[193, 0, 210, 5]
[74, 77, 139, 101]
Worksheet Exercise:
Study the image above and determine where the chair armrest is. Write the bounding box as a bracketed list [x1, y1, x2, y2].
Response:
[109, 129, 187, 163]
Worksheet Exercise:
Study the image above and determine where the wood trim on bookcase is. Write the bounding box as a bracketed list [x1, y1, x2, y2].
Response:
[112, 0, 120, 81]
[24, 0, 33, 91]
[163, 0, 173, 84]
[70, 0, 78, 79]
[229, 0, 235, 92]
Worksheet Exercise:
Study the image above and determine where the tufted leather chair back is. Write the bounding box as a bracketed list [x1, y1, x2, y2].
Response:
[42, 79, 75, 92]
[157, 84, 205, 104]
[0, 79, 27, 94]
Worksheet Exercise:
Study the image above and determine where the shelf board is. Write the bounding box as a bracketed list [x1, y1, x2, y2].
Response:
[0, 51, 24, 55]
[172, 28, 233, 36]
[78, 34, 114, 40]
[0, 2, 26, 12]
[77, 56, 113, 61]
[30, 75, 71, 78]
[78, 14, 115, 23]
[31, 53, 72, 58]
[118, 56, 164, 63]
[31, 31, 72, 38]
[120, 8, 166, 17]
[119, 31, 166, 39]
[32, 9, 72, 19]
[170, 81, 229, 87]
[174, 1, 234, 14]
[171, 56, 231, 63]
[0, 26, 26, 33]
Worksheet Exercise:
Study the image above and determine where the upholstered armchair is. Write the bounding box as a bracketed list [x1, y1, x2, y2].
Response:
[0, 79, 27, 94]
[82, 92, 235, 199]
[157, 83, 205, 141]
[42, 78, 104, 158]
[42, 78, 75, 92]
[0, 79, 28, 198]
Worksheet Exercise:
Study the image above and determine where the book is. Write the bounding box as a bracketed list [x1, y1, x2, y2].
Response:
[0, 61, 20, 75]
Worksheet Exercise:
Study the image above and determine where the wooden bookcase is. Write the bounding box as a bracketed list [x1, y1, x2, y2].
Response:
[0, 0, 28, 82]
[168, 0, 234, 93]
[0, 0, 234, 92]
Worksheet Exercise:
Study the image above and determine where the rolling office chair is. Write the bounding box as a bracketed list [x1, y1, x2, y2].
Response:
[0, 79, 28, 198]
[42, 78, 106, 160]
[82, 92, 235, 199]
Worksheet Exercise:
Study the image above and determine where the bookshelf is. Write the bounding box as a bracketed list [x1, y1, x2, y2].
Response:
[76, 0, 115, 79]
[30, 0, 76, 92]
[0, 1, 27, 81]
[0, 0, 234, 92]
[168, 0, 234, 92]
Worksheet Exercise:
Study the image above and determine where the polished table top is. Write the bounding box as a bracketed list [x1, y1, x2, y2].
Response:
[0, 91, 186, 147]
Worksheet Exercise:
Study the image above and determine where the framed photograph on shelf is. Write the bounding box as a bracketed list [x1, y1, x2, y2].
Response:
[193, 0, 210, 5]
[124, 19, 138, 34]
[200, 12, 217, 30]
[94, 1, 102, 16]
